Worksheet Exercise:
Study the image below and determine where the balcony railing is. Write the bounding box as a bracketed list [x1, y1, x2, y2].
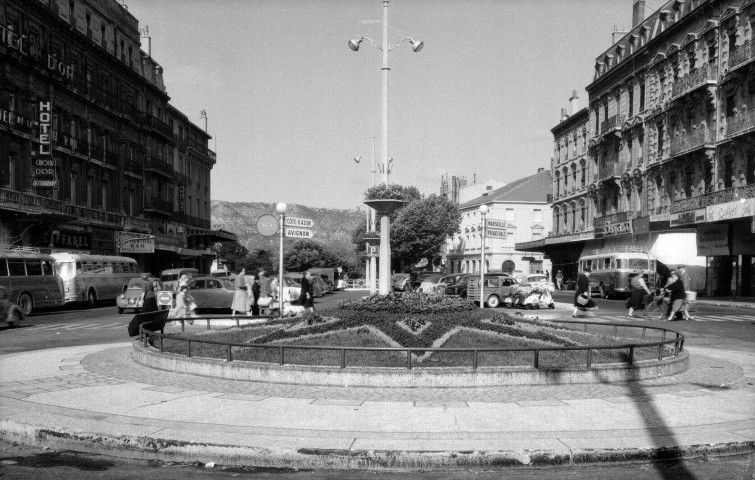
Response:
[144, 196, 173, 215]
[594, 210, 636, 228]
[670, 126, 714, 156]
[600, 115, 625, 135]
[598, 162, 622, 181]
[670, 184, 755, 213]
[728, 41, 754, 70]
[144, 155, 173, 177]
[154, 232, 184, 248]
[727, 109, 755, 137]
[144, 114, 173, 140]
[671, 64, 718, 99]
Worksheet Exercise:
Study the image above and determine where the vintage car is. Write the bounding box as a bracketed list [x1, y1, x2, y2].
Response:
[117, 275, 161, 314]
[186, 276, 236, 310]
[466, 274, 518, 308]
[444, 274, 473, 298]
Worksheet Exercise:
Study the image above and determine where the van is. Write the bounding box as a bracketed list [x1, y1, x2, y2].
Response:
[466, 274, 518, 308]
[160, 268, 199, 292]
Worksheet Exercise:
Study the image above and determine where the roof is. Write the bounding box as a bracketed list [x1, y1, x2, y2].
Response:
[459, 169, 552, 209]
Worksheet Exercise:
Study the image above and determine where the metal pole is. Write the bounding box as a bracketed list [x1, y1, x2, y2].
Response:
[378, 0, 391, 295]
[480, 211, 486, 309]
[279, 213, 284, 314]
[370, 135, 377, 295]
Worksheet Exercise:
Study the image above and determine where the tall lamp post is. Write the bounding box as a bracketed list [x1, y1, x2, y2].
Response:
[478, 204, 488, 309]
[276, 202, 287, 314]
[349, 0, 423, 294]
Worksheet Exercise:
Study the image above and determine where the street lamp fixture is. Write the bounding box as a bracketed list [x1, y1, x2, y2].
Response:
[349, 2, 422, 294]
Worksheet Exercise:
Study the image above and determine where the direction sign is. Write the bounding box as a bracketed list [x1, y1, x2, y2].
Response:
[486, 229, 507, 239]
[256, 214, 278, 236]
[284, 227, 314, 239]
[157, 291, 174, 307]
[284, 217, 314, 228]
[486, 218, 507, 231]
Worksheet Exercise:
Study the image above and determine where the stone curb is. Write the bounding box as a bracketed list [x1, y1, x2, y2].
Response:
[1, 420, 753, 471]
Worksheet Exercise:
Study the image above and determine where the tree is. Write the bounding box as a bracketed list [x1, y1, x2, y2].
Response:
[390, 194, 461, 272]
[243, 248, 274, 275]
[212, 241, 249, 271]
[283, 239, 341, 272]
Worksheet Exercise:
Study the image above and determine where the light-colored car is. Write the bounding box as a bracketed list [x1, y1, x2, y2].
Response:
[392, 273, 411, 292]
[186, 276, 235, 310]
[117, 276, 162, 314]
[416, 273, 447, 294]
[521, 274, 556, 292]
[281, 276, 301, 302]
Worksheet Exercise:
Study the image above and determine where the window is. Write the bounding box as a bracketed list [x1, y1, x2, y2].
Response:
[69, 171, 77, 204]
[639, 81, 645, 111]
[505, 208, 514, 223]
[628, 87, 634, 116]
[0, 260, 7, 276]
[726, 94, 736, 117]
[26, 261, 42, 276]
[657, 123, 664, 157]
[533, 209, 542, 223]
[8, 260, 25, 276]
[724, 156, 734, 188]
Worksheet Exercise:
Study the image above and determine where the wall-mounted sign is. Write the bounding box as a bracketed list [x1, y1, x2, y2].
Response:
[116, 231, 155, 253]
[596, 221, 632, 237]
[47, 230, 91, 250]
[632, 216, 650, 235]
[32, 101, 58, 191]
[697, 224, 729, 256]
[706, 199, 754, 223]
[670, 209, 706, 227]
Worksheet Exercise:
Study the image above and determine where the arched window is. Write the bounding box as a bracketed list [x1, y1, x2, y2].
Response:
[502, 260, 516, 274]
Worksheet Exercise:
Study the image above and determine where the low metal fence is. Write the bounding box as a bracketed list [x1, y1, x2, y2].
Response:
[140, 318, 685, 370]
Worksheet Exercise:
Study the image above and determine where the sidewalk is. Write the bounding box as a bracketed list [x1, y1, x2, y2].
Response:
[0, 339, 753, 470]
[695, 296, 755, 310]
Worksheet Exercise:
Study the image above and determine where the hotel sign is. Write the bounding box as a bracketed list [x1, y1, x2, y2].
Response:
[32, 101, 58, 191]
[670, 209, 706, 227]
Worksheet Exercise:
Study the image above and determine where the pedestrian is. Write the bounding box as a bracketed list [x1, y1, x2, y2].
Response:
[677, 265, 693, 320]
[244, 270, 257, 316]
[297, 270, 315, 311]
[230, 267, 248, 316]
[664, 270, 686, 321]
[627, 273, 651, 318]
[556, 270, 564, 291]
[572, 267, 597, 318]
[256, 270, 273, 312]
[170, 284, 197, 324]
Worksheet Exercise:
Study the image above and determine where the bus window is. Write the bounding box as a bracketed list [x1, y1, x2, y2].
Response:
[26, 260, 42, 276]
[0, 259, 7, 276]
[8, 260, 26, 276]
[76, 261, 83, 274]
[616, 259, 624, 269]
[113, 263, 122, 274]
[650, 260, 656, 271]
[103, 263, 113, 274]
[42, 260, 53, 276]
[604, 258, 610, 270]
[628, 259, 648, 269]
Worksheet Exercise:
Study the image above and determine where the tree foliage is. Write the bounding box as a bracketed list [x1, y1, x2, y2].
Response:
[282, 239, 360, 273]
[390, 194, 461, 272]
[212, 241, 249, 271]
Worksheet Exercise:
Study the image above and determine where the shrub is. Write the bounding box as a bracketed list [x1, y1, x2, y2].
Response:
[364, 184, 405, 200]
[338, 291, 476, 314]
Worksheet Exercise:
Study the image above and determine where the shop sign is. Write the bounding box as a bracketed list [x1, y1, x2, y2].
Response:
[697, 224, 729, 256]
[670, 209, 706, 227]
[632, 216, 650, 235]
[596, 221, 632, 237]
[706, 199, 755, 223]
[0, 108, 35, 129]
[178, 186, 185, 212]
[46, 54, 74, 81]
[32, 101, 58, 191]
[486, 229, 508, 239]
[0, 25, 40, 58]
[732, 223, 755, 255]
[47, 230, 91, 250]
[485, 218, 507, 231]
[116, 231, 155, 253]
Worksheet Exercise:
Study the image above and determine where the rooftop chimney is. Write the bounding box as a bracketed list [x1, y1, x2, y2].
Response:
[612, 24, 628, 44]
[569, 90, 579, 114]
[560, 108, 569, 121]
[632, 0, 646, 28]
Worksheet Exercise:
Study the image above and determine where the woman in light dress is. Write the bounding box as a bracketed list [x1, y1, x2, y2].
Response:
[231, 267, 249, 316]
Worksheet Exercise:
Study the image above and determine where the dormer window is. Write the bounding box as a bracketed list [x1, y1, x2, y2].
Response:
[615, 44, 626, 59]
[604, 54, 614, 68]
[640, 25, 650, 43]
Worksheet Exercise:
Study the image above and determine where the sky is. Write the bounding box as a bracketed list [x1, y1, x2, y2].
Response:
[125, 0, 652, 210]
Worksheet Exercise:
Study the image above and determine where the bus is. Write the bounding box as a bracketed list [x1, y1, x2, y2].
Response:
[0, 248, 65, 315]
[578, 249, 657, 299]
[50, 253, 141, 306]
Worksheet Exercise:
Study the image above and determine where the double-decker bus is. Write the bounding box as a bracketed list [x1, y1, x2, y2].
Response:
[50, 253, 141, 306]
[578, 248, 657, 299]
[0, 248, 65, 315]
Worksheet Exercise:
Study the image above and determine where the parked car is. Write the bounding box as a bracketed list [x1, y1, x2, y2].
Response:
[445, 274, 473, 298]
[391, 273, 409, 292]
[310, 275, 327, 298]
[520, 274, 556, 292]
[466, 274, 518, 308]
[281, 276, 301, 302]
[185, 276, 235, 310]
[117, 275, 162, 314]
[415, 273, 447, 294]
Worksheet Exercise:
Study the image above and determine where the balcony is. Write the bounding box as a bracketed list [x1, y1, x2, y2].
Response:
[144, 114, 173, 140]
[65, 204, 121, 226]
[671, 64, 718, 99]
[144, 196, 173, 215]
[121, 215, 151, 233]
[726, 109, 755, 138]
[593, 210, 636, 228]
[599, 115, 625, 135]
[123, 156, 142, 176]
[670, 126, 714, 156]
[727, 41, 754, 71]
[53, 131, 76, 151]
[154, 232, 185, 249]
[671, 184, 755, 213]
[144, 155, 173, 178]
[598, 162, 622, 182]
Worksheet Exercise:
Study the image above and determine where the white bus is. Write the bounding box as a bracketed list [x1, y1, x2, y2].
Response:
[578, 249, 658, 299]
[51, 253, 141, 306]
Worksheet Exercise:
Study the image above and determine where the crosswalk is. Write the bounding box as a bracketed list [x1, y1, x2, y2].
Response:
[22, 322, 126, 331]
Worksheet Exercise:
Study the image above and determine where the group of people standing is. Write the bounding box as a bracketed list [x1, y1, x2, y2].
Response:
[230, 268, 315, 316]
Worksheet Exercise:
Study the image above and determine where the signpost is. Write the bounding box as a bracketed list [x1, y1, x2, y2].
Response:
[284, 227, 314, 239]
[256, 214, 278, 236]
[284, 217, 314, 228]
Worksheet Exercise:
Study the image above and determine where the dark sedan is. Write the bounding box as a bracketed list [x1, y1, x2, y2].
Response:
[445, 274, 473, 298]
[187, 276, 236, 311]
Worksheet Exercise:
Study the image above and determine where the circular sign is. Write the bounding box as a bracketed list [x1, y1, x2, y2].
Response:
[257, 214, 278, 236]
[157, 291, 174, 306]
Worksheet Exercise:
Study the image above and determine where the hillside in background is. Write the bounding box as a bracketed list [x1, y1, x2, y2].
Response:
[211, 200, 365, 258]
